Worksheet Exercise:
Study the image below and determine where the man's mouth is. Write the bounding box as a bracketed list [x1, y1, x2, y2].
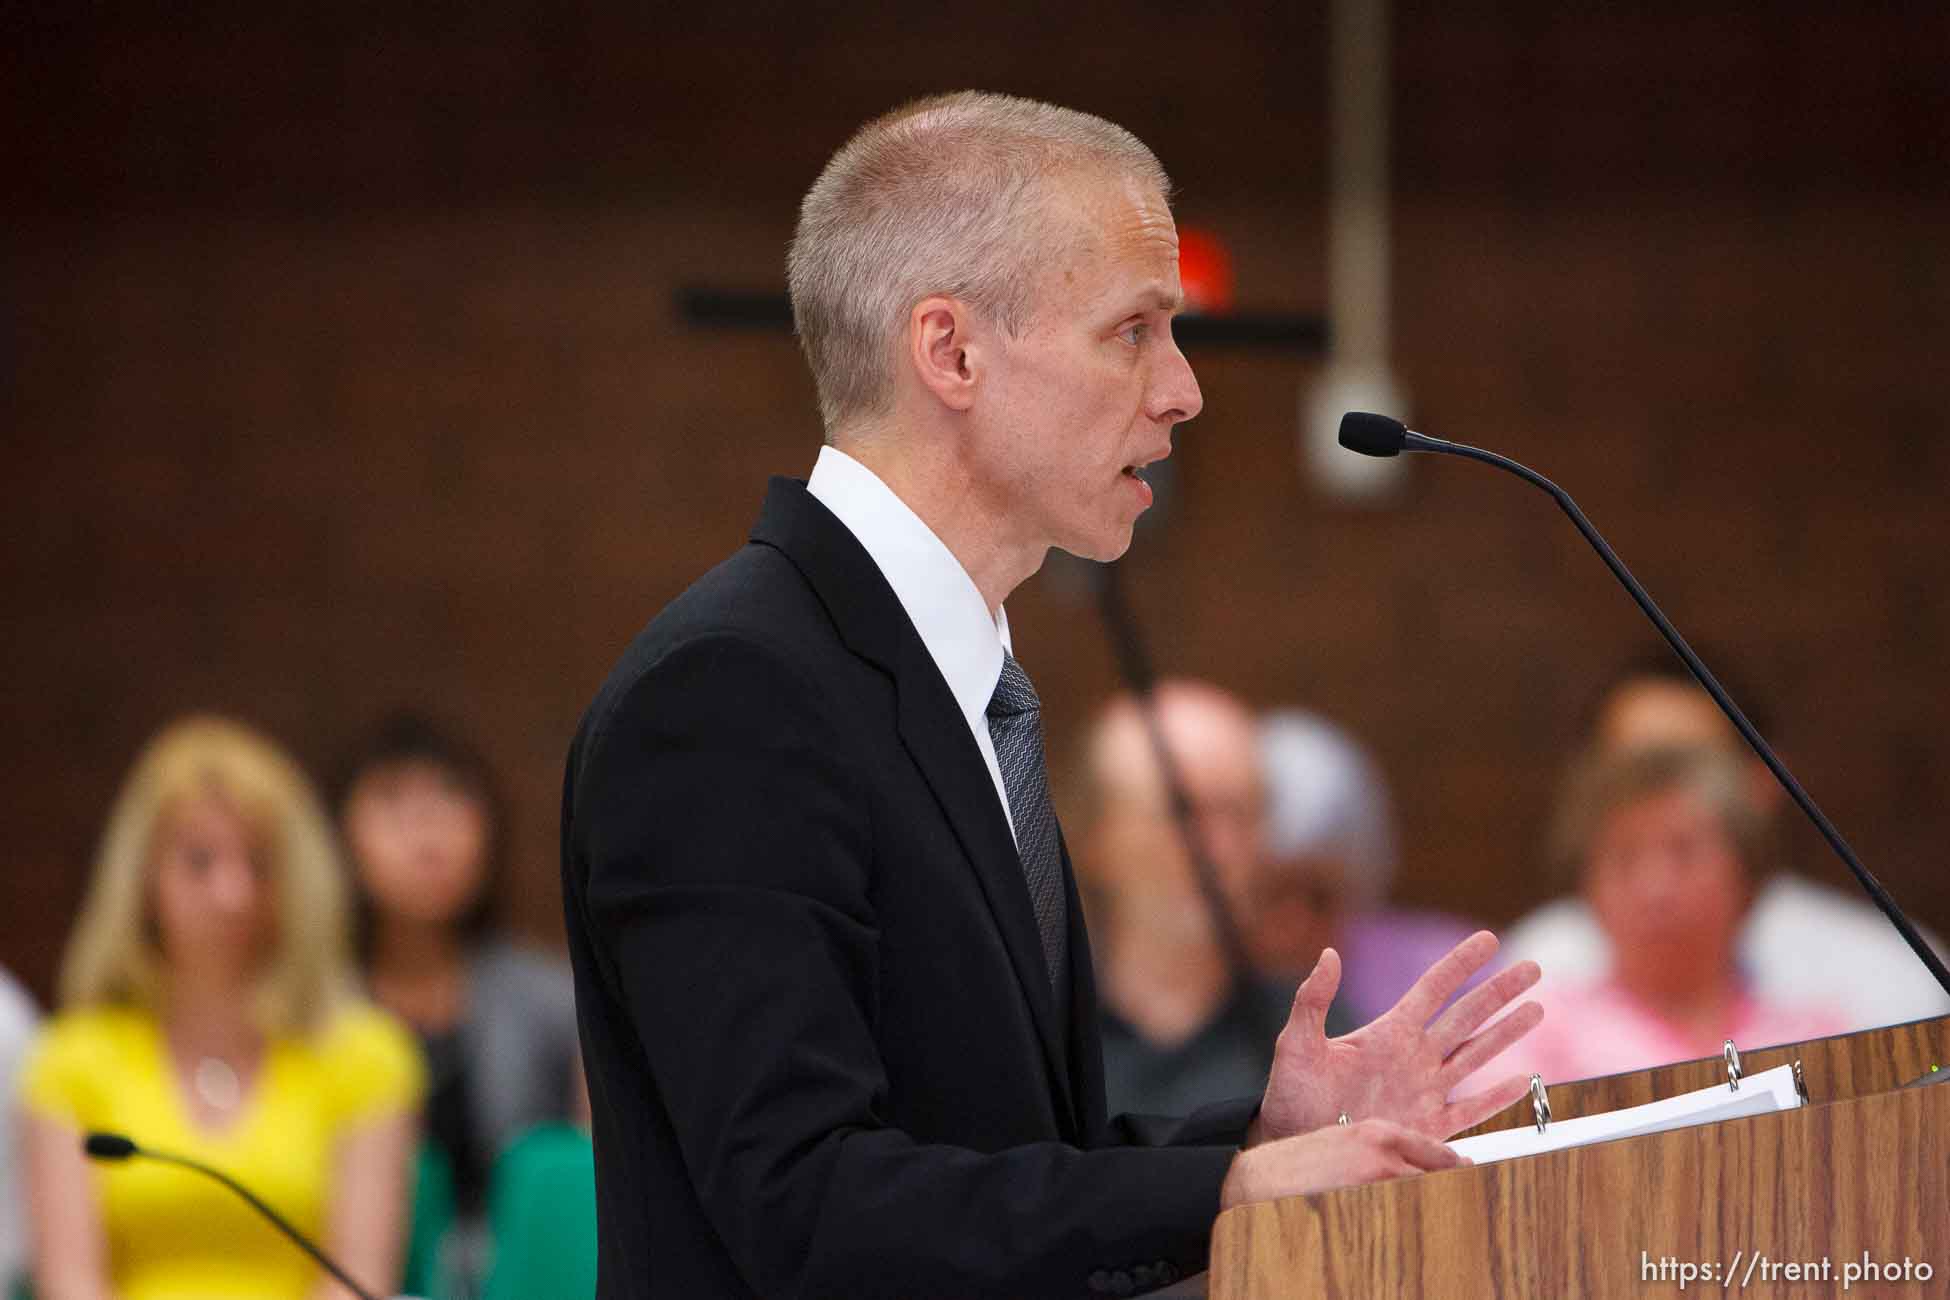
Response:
[1123, 448, 1170, 482]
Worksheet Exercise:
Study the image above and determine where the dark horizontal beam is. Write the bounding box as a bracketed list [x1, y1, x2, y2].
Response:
[676, 287, 1329, 353]
[678, 288, 797, 330]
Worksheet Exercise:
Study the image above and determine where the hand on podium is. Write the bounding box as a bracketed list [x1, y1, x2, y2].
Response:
[1232, 935, 1552, 1200]
[1219, 1119, 1468, 1208]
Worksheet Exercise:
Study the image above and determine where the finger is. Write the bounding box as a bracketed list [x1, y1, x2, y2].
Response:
[1345, 1140, 1421, 1186]
[1437, 1071, 1535, 1139]
[1440, 999, 1544, 1085]
[1388, 930, 1499, 1028]
[1427, 959, 1541, 1056]
[1378, 1125, 1466, 1171]
[1285, 946, 1343, 1039]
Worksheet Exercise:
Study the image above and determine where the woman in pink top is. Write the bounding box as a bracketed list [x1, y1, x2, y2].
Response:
[1484, 744, 1846, 1088]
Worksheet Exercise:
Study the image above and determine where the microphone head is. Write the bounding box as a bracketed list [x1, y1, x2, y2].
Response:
[1338, 411, 1408, 458]
[84, 1132, 139, 1160]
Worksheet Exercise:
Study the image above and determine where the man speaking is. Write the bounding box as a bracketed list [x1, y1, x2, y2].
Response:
[561, 92, 1543, 1298]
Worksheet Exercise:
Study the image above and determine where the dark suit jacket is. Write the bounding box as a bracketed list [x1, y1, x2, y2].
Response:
[561, 479, 1256, 1299]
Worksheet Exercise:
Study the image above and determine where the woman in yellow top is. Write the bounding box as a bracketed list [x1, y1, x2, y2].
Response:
[17, 717, 427, 1300]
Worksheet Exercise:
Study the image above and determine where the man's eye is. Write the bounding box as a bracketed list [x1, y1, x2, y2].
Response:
[1119, 322, 1147, 345]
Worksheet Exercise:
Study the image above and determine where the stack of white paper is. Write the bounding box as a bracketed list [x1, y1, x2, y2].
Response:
[1449, 1063, 1804, 1166]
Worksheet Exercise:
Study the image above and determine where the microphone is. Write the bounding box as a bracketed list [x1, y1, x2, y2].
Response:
[1337, 411, 1950, 1001]
[1336, 411, 1411, 457]
[83, 1132, 382, 1300]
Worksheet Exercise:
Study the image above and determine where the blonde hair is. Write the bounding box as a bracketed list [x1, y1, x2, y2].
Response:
[59, 715, 354, 1034]
[788, 90, 1171, 434]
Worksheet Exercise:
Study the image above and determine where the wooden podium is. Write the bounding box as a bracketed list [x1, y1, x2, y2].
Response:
[1207, 1016, 1950, 1297]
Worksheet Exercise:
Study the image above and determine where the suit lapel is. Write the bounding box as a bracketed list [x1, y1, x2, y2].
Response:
[751, 478, 1078, 1132]
[891, 636, 1076, 1127]
[1056, 829, 1101, 1139]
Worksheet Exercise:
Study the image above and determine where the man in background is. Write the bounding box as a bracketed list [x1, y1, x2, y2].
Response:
[1068, 683, 1353, 1118]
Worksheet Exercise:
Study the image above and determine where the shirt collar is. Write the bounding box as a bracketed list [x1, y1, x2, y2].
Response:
[806, 445, 1012, 731]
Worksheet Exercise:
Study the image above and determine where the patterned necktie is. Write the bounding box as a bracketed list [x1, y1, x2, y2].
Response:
[986, 652, 1069, 991]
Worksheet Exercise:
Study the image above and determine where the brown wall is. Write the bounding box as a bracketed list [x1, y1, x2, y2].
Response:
[6, 3, 1948, 1007]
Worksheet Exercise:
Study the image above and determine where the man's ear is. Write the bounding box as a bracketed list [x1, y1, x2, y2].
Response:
[907, 296, 980, 412]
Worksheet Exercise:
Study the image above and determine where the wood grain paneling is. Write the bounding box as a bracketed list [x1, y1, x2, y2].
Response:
[1213, 1018, 1950, 1297]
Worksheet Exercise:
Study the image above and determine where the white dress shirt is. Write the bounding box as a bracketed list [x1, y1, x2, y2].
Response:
[806, 445, 1018, 841]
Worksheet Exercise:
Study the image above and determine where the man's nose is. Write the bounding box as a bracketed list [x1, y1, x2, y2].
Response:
[1151, 336, 1203, 425]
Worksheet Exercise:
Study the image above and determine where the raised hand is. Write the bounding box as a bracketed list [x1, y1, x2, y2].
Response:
[1251, 931, 1544, 1145]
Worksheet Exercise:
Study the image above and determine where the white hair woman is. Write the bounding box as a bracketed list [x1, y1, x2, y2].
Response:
[1255, 710, 1487, 1025]
[16, 716, 425, 1300]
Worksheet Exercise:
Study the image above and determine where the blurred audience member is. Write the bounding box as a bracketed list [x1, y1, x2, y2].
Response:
[334, 714, 582, 1233]
[1480, 745, 1845, 1085]
[17, 716, 424, 1300]
[1499, 653, 1950, 1028]
[1256, 712, 1487, 1026]
[1070, 681, 1344, 1118]
[0, 964, 38, 1290]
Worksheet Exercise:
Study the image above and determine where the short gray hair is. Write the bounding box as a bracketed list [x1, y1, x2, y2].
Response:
[787, 91, 1171, 435]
